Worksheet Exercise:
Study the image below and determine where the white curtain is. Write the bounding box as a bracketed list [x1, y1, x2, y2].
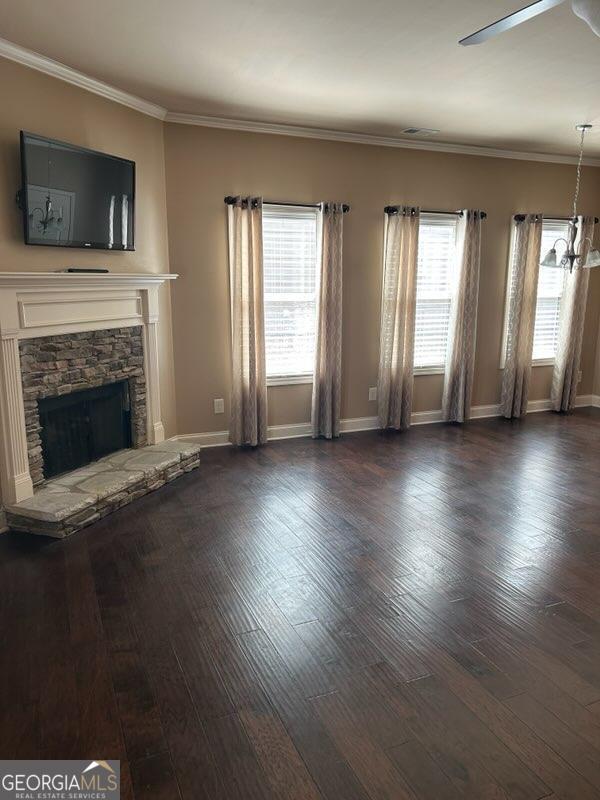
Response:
[312, 203, 344, 439]
[442, 210, 483, 422]
[377, 207, 420, 430]
[500, 214, 543, 419]
[227, 197, 268, 446]
[551, 216, 595, 411]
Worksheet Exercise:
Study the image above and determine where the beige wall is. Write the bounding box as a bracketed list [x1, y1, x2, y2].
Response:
[0, 56, 177, 524]
[0, 53, 598, 462]
[0, 57, 177, 439]
[164, 124, 600, 435]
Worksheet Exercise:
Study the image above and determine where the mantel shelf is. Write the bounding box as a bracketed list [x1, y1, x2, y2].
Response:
[0, 272, 177, 289]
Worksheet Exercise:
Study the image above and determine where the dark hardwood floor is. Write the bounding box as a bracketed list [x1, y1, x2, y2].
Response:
[2, 409, 600, 800]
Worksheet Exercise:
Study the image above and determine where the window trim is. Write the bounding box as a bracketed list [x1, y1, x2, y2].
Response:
[530, 358, 556, 367]
[414, 366, 446, 376]
[412, 212, 459, 374]
[267, 373, 313, 387]
[262, 203, 319, 385]
[499, 217, 568, 370]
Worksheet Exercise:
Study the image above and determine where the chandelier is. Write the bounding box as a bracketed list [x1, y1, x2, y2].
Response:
[28, 144, 64, 236]
[540, 124, 600, 271]
[29, 193, 64, 236]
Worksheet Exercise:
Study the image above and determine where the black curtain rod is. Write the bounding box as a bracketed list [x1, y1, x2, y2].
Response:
[514, 213, 599, 224]
[224, 196, 350, 213]
[384, 206, 487, 220]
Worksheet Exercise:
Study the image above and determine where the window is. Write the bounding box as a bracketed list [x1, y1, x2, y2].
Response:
[262, 206, 318, 381]
[532, 221, 568, 361]
[503, 219, 568, 364]
[414, 215, 458, 370]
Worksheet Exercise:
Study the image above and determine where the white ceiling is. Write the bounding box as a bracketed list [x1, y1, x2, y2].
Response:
[2, 0, 600, 156]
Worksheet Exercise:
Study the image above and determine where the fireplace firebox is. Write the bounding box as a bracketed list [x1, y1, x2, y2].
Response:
[38, 381, 132, 479]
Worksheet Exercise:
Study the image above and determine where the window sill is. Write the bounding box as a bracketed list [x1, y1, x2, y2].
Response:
[532, 358, 556, 367]
[267, 374, 313, 387]
[414, 366, 445, 376]
[499, 359, 556, 369]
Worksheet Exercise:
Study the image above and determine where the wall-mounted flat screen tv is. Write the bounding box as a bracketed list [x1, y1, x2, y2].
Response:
[19, 131, 135, 250]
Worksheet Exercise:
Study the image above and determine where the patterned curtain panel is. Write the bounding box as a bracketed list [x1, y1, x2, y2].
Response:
[500, 214, 543, 419]
[551, 216, 595, 411]
[377, 207, 420, 430]
[442, 210, 484, 423]
[312, 203, 344, 439]
[227, 197, 268, 446]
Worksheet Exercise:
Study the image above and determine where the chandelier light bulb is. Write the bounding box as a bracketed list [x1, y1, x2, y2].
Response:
[541, 248, 559, 268]
[584, 248, 600, 268]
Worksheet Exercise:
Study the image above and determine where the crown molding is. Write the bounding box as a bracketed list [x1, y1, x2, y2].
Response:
[0, 36, 167, 120]
[1, 35, 599, 166]
[165, 112, 600, 167]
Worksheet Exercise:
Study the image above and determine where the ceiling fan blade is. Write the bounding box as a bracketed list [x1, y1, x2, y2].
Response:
[572, 0, 600, 37]
[459, 0, 566, 45]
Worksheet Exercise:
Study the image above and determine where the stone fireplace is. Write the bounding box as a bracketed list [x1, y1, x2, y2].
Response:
[20, 326, 147, 484]
[0, 272, 190, 536]
[0, 271, 176, 504]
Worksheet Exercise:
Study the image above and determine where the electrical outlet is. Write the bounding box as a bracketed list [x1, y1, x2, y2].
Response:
[577, 370, 582, 384]
[368, 387, 377, 401]
[214, 398, 225, 414]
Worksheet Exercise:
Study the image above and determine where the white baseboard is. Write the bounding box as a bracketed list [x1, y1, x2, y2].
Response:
[411, 409, 443, 425]
[409, 405, 504, 424]
[174, 416, 380, 447]
[268, 422, 312, 440]
[470, 403, 502, 419]
[340, 416, 379, 433]
[527, 398, 554, 413]
[172, 394, 598, 449]
[576, 394, 600, 408]
[176, 430, 231, 447]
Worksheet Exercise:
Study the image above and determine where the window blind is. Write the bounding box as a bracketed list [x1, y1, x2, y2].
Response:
[262, 207, 318, 378]
[414, 215, 458, 369]
[532, 221, 568, 361]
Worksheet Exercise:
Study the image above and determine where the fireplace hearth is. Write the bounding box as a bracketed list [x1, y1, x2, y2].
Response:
[7, 440, 201, 537]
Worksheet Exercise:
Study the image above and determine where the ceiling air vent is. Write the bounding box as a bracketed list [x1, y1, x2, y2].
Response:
[401, 127, 440, 136]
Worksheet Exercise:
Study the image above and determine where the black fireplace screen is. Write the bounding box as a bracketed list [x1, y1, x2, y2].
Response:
[38, 380, 132, 479]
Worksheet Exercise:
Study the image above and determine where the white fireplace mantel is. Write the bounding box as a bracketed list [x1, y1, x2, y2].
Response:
[0, 271, 177, 504]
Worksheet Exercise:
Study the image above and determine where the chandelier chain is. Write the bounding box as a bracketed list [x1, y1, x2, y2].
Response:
[572, 125, 586, 220]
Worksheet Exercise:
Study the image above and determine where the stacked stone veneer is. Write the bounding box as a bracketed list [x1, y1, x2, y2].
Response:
[19, 326, 147, 485]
